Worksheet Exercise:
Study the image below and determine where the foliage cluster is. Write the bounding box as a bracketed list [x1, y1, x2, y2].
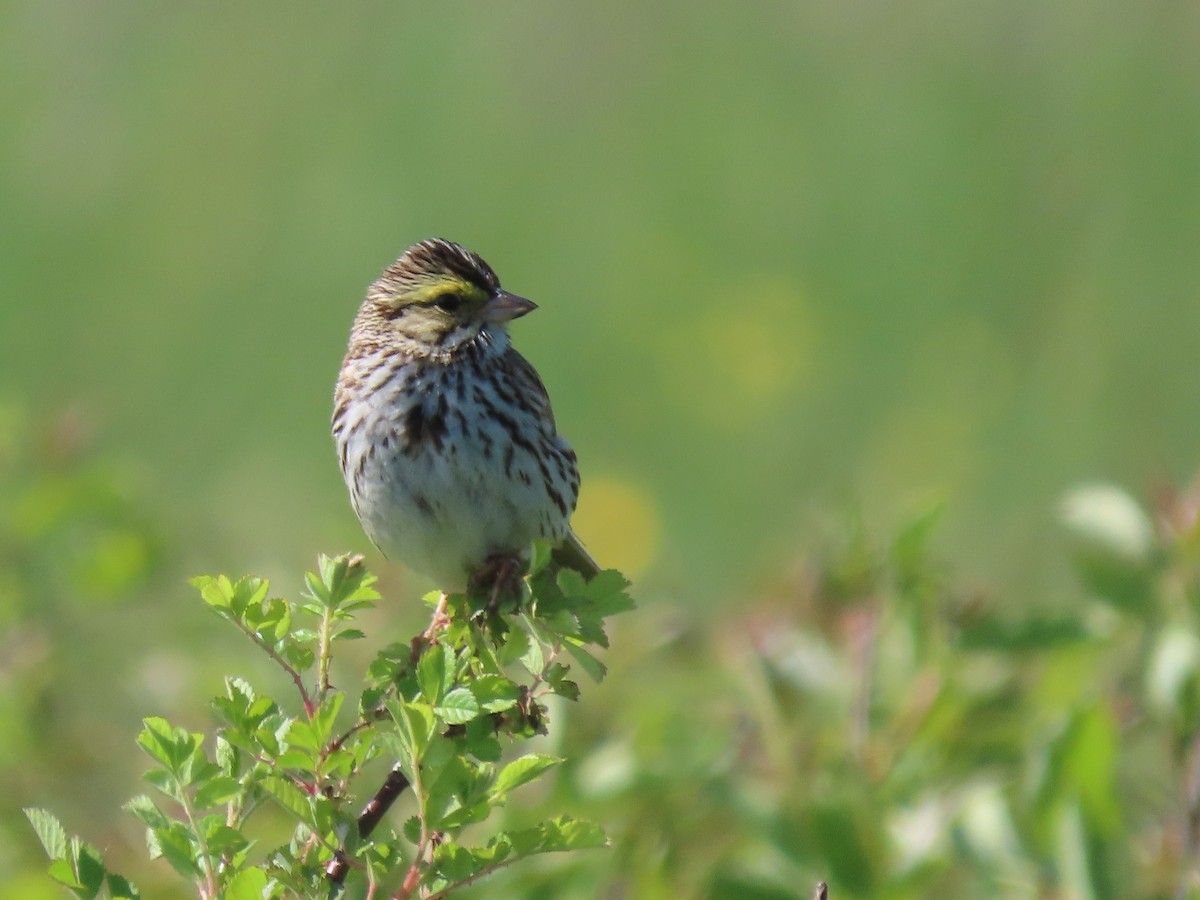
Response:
[28, 552, 633, 898]
[561, 485, 1200, 899]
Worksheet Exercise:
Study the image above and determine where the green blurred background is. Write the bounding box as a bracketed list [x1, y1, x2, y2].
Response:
[3, 2, 1200, 898]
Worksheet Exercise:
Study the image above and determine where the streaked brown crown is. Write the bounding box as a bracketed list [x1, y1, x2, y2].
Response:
[383, 239, 500, 296]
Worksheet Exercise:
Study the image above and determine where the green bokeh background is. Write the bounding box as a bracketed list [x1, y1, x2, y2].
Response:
[3, 2, 1199, 897]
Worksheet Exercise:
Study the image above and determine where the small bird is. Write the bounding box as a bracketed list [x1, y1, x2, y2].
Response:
[332, 238, 598, 594]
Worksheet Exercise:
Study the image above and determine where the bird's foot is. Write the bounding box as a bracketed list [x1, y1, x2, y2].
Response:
[469, 553, 526, 614]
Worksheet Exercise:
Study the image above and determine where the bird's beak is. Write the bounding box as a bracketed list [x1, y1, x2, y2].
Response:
[484, 290, 538, 324]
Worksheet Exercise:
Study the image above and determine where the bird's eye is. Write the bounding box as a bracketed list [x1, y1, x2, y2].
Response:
[432, 293, 463, 314]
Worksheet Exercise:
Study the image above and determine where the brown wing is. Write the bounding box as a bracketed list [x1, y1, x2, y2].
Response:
[551, 528, 602, 580]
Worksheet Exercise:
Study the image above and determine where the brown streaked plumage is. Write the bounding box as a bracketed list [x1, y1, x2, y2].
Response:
[333, 238, 597, 590]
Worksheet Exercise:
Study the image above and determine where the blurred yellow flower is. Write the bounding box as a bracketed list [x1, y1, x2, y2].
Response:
[658, 277, 816, 431]
[572, 476, 661, 580]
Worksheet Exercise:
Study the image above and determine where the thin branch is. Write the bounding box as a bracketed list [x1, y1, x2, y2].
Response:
[392, 832, 430, 899]
[232, 619, 315, 716]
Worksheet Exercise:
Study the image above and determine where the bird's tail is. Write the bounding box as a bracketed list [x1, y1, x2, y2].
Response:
[551, 529, 601, 580]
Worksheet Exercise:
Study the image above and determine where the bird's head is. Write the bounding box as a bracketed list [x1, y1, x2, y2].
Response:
[364, 238, 537, 355]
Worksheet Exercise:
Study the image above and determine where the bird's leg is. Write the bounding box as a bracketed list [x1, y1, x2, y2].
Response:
[423, 591, 450, 640]
[410, 592, 450, 663]
[469, 553, 526, 614]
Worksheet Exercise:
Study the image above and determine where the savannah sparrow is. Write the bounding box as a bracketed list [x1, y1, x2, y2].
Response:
[332, 238, 597, 592]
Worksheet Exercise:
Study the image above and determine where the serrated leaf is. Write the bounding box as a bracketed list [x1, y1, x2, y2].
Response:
[275, 749, 317, 770]
[418, 644, 449, 705]
[472, 675, 520, 713]
[261, 776, 317, 829]
[24, 807, 67, 860]
[224, 867, 268, 900]
[518, 635, 544, 677]
[504, 815, 607, 855]
[563, 641, 607, 682]
[105, 872, 140, 900]
[285, 720, 320, 753]
[556, 567, 589, 599]
[204, 824, 248, 855]
[403, 815, 422, 844]
[551, 678, 581, 701]
[191, 575, 228, 609]
[146, 823, 202, 879]
[136, 717, 189, 770]
[193, 776, 241, 809]
[123, 796, 171, 831]
[490, 753, 562, 800]
[433, 842, 492, 881]
[583, 570, 635, 613]
[310, 692, 344, 744]
[47, 858, 84, 890]
[465, 717, 502, 762]
[142, 768, 182, 802]
[235, 577, 271, 616]
[215, 736, 239, 777]
[436, 687, 480, 725]
[177, 744, 219, 789]
[334, 628, 366, 641]
[283, 643, 316, 670]
[496, 624, 530, 668]
[386, 699, 435, 764]
[71, 838, 107, 897]
[529, 540, 553, 576]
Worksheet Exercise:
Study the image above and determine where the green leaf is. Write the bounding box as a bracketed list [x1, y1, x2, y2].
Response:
[215, 736, 240, 777]
[123, 796, 171, 831]
[555, 567, 589, 599]
[436, 687, 480, 725]
[47, 858, 84, 890]
[581, 569, 635, 613]
[193, 776, 241, 809]
[275, 748, 318, 770]
[136, 717, 191, 771]
[71, 839, 107, 898]
[261, 775, 318, 830]
[549, 676, 580, 701]
[386, 699, 435, 764]
[497, 624, 531, 668]
[528, 539, 553, 576]
[283, 642, 316, 670]
[142, 768, 182, 802]
[418, 644, 449, 705]
[24, 807, 67, 860]
[563, 640, 607, 682]
[311, 691, 344, 744]
[224, 867, 268, 900]
[105, 873, 140, 900]
[204, 824, 248, 856]
[490, 753, 562, 800]
[518, 633, 544, 677]
[433, 842, 498, 882]
[309, 553, 380, 610]
[471, 674, 520, 713]
[403, 815, 422, 844]
[465, 716, 502, 762]
[145, 823, 203, 880]
[503, 815, 608, 855]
